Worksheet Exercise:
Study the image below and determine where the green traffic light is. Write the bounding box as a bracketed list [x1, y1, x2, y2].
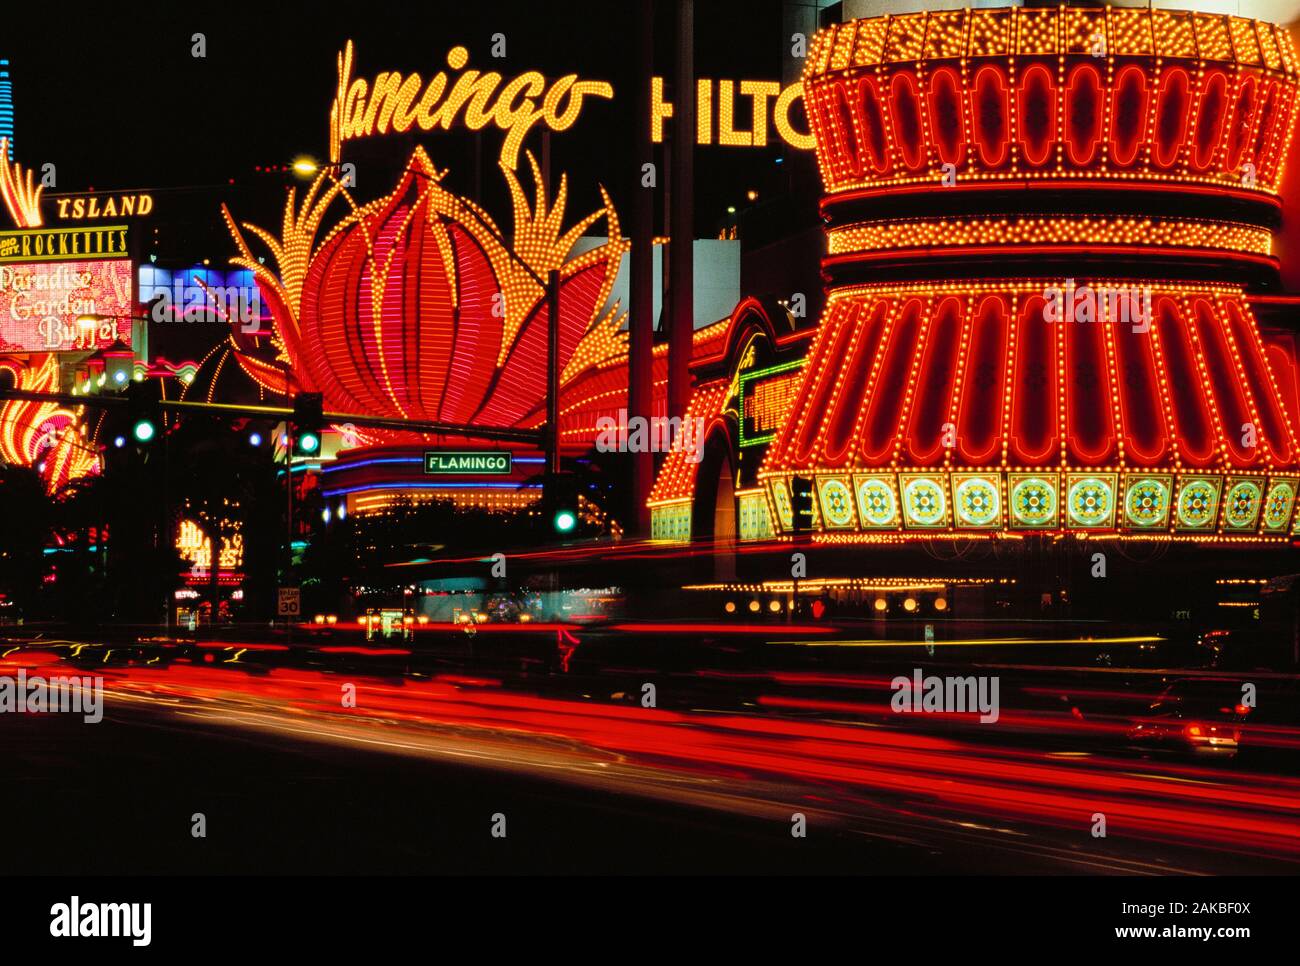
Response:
[132, 420, 156, 443]
[297, 431, 320, 454]
[553, 509, 577, 533]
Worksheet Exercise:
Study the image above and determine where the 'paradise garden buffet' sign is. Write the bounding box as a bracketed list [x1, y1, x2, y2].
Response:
[0, 259, 133, 352]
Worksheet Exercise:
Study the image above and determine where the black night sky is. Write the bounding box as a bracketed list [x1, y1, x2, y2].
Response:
[5, 0, 804, 262]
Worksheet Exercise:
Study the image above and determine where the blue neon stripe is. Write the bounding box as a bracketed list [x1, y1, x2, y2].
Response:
[322, 482, 542, 497]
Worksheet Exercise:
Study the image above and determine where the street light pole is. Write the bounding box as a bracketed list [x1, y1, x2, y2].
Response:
[162, 417, 172, 636]
[546, 269, 561, 477]
[283, 364, 295, 641]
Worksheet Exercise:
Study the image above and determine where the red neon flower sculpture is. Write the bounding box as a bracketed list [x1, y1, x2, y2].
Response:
[223, 147, 627, 433]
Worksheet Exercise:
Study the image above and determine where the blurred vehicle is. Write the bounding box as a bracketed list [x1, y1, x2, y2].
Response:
[0, 596, 22, 626]
[1127, 678, 1247, 759]
[363, 608, 412, 641]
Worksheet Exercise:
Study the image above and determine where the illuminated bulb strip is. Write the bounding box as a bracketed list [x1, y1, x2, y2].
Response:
[1179, 291, 1234, 481]
[808, 531, 1287, 546]
[1001, 290, 1019, 473]
[1242, 301, 1300, 462]
[1213, 291, 1270, 465]
[762, 468, 1280, 519]
[826, 217, 1272, 257]
[684, 577, 1011, 592]
[1055, 282, 1076, 471]
[806, 8, 1298, 80]
[890, 294, 937, 469]
[824, 278, 1248, 299]
[1143, 300, 1182, 472]
[349, 488, 542, 516]
[945, 295, 978, 478]
[1103, 305, 1125, 468]
[818, 297, 898, 467]
[768, 299, 848, 467]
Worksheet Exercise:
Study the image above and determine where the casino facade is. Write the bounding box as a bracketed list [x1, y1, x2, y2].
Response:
[6, 2, 1300, 605]
[651, 5, 1300, 552]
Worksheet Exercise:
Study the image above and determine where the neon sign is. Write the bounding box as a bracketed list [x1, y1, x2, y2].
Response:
[0, 259, 133, 352]
[225, 147, 627, 431]
[329, 41, 614, 170]
[651, 78, 814, 149]
[177, 518, 244, 579]
[0, 354, 99, 494]
[53, 194, 153, 220]
[739, 360, 803, 447]
[424, 451, 512, 474]
[0, 226, 129, 264]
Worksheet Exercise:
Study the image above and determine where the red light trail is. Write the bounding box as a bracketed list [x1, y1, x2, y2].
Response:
[5, 644, 1298, 870]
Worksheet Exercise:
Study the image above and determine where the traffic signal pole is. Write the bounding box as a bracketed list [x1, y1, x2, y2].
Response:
[547, 268, 561, 478]
[285, 425, 295, 647]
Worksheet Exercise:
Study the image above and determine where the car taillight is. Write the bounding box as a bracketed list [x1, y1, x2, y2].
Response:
[1185, 724, 1204, 737]
[1235, 704, 1250, 716]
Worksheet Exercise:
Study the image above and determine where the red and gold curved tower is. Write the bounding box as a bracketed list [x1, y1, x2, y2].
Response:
[758, 5, 1300, 544]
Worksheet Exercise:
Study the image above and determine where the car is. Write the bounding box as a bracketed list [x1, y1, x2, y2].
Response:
[0, 597, 22, 626]
[1126, 678, 1248, 759]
